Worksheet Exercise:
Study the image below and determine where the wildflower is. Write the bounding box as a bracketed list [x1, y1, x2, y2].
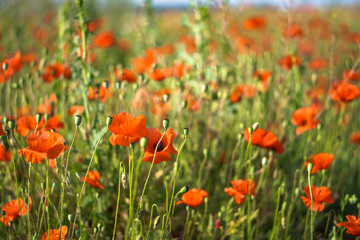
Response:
[283, 24, 303, 38]
[278, 55, 300, 70]
[243, 16, 266, 31]
[350, 131, 360, 145]
[41, 225, 68, 240]
[176, 188, 209, 208]
[43, 116, 65, 132]
[16, 115, 44, 136]
[98, 84, 112, 103]
[309, 58, 328, 70]
[224, 179, 256, 204]
[132, 50, 156, 73]
[0, 197, 32, 227]
[109, 112, 148, 146]
[37, 94, 57, 115]
[68, 105, 84, 115]
[337, 215, 360, 236]
[301, 185, 334, 212]
[331, 81, 360, 103]
[142, 127, 177, 164]
[0, 144, 12, 162]
[147, 67, 173, 81]
[173, 62, 190, 79]
[0, 51, 22, 83]
[244, 127, 284, 154]
[82, 170, 104, 189]
[230, 84, 257, 103]
[93, 31, 116, 48]
[115, 68, 137, 83]
[343, 70, 360, 81]
[41, 63, 71, 83]
[87, 19, 102, 33]
[18, 131, 66, 164]
[0, 116, 5, 136]
[292, 107, 319, 135]
[305, 153, 334, 174]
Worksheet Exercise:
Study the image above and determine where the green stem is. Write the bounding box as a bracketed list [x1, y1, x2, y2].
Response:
[112, 162, 124, 240]
[307, 171, 314, 240]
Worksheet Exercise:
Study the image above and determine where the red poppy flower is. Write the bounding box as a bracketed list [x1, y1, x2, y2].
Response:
[132, 50, 156, 73]
[253, 70, 271, 82]
[93, 31, 116, 48]
[337, 215, 360, 236]
[68, 105, 84, 115]
[283, 24, 303, 38]
[147, 67, 173, 81]
[41, 63, 71, 83]
[18, 131, 66, 164]
[244, 128, 284, 154]
[278, 55, 300, 70]
[0, 144, 12, 162]
[301, 185, 334, 212]
[37, 94, 57, 115]
[82, 170, 104, 189]
[115, 68, 137, 83]
[224, 179, 256, 204]
[179, 35, 196, 53]
[88, 87, 99, 101]
[0, 51, 22, 83]
[292, 107, 319, 135]
[173, 63, 190, 79]
[305, 153, 334, 174]
[41, 225, 68, 240]
[309, 58, 328, 70]
[0, 197, 32, 227]
[43, 116, 65, 132]
[16, 116, 44, 136]
[230, 84, 257, 103]
[109, 112, 148, 146]
[176, 189, 209, 208]
[343, 70, 360, 81]
[331, 81, 360, 103]
[87, 18, 102, 33]
[243, 16, 266, 31]
[350, 131, 360, 145]
[142, 127, 177, 164]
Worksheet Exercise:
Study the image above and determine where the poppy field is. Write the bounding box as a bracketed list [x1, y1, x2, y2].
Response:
[1, 0, 360, 239]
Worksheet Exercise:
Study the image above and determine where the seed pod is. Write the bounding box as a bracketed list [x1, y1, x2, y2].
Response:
[122, 172, 128, 189]
[153, 216, 160, 229]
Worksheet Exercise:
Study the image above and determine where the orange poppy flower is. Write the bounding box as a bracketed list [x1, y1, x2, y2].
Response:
[298, 41, 314, 55]
[301, 185, 334, 212]
[16, 115, 44, 136]
[224, 179, 256, 204]
[93, 31, 116, 48]
[0, 197, 32, 227]
[173, 63, 190, 79]
[82, 170, 104, 189]
[278, 55, 300, 70]
[291, 107, 319, 135]
[109, 112, 148, 146]
[350, 131, 360, 145]
[41, 225, 68, 240]
[309, 58, 328, 70]
[87, 18, 102, 33]
[0, 51, 22, 83]
[230, 84, 257, 103]
[142, 127, 177, 164]
[331, 81, 360, 103]
[88, 87, 99, 101]
[283, 24, 303, 38]
[176, 189, 209, 208]
[152, 89, 172, 117]
[0, 144, 12, 162]
[243, 16, 266, 31]
[253, 70, 271, 83]
[305, 153, 334, 174]
[42, 63, 71, 83]
[179, 35, 196, 53]
[18, 131, 66, 164]
[244, 128, 284, 154]
[337, 215, 360, 236]
[115, 68, 137, 83]
[0, 116, 5, 136]
[43, 116, 65, 132]
[343, 70, 360, 81]
[68, 105, 84, 115]
[132, 50, 156, 73]
[147, 67, 173, 81]
[37, 94, 57, 115]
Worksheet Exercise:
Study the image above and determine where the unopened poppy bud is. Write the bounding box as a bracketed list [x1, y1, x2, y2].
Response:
[5, 129, 11, 136]
[162, 119, 169, 130]
[307, 163, 313, 173]
[140, 137, 148, 148]
[261, 157, 268, 167]
[252, 122, 259, 131]
[50, 129, 55, 132]
[102, 81, 109, 89]
[106, 116, 113, 128]
[74, 115, 82, 126]
[201, 84, 208, 93]
[237, 133, 243, 141]
[2, 62, 8, 71]
[249, 127, 254, 135]
[44, 114, 49, 121]
[183, 128, 189, 137]
[97, 222, 102, 230]
[36, 113, 42, 124]
[203, 149, 208, 156]
[68, 214, 74, 222]
[130, 142, 135, 150]
[281, 217, 286, 229]
[163, 94, 170, 102]
[93, 226, 98, 234]
[116, 81, 122, 89]
[41, 182, 45, 190]
[8, 119, 16, 130]
[51, 182, 56, 193]
[133, 83, 139, 90]
[180, 186, 189, 194]
[1, 211, 5, 216]
[153, 216, 160, 229]
[122, 172, 128, 189]
[349, 194, 358, 204]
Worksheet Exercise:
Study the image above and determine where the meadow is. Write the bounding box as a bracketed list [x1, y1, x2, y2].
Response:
[1, 0, 360, 239]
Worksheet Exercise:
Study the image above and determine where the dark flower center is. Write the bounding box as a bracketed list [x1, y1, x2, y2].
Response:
[154, 141, 165, 151]
[301, 120, 307, 126]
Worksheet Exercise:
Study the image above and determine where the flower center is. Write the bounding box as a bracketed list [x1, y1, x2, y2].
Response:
[301, 119, 307, 126]
[154, 141, 165, 151]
